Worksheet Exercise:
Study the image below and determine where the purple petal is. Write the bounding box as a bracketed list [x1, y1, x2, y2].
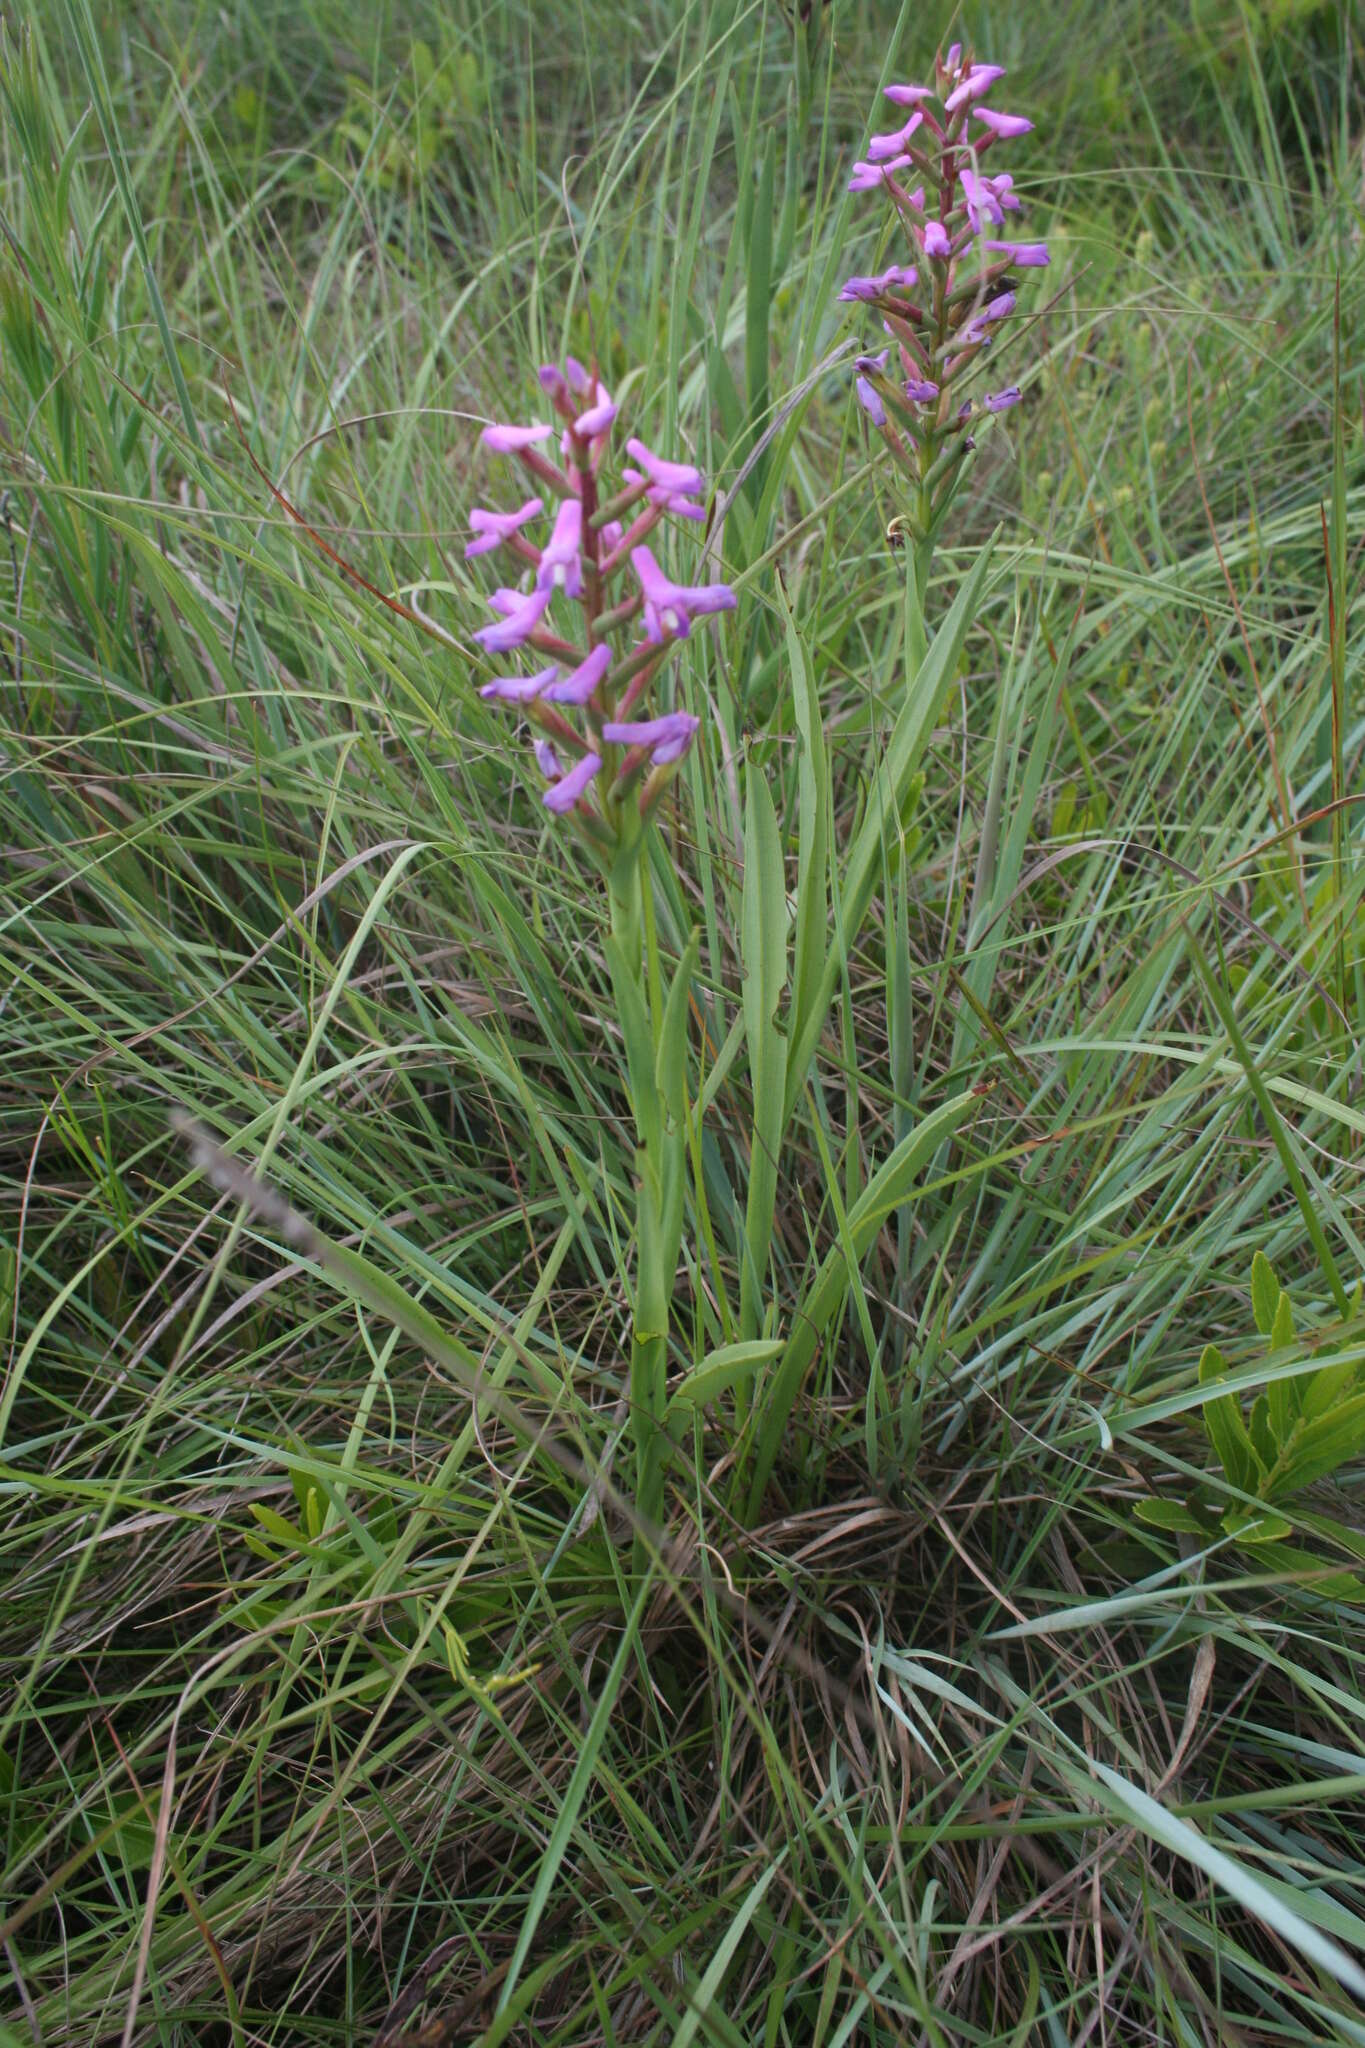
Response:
[474, 584, 552, 652]
[537, 496, 583, 595]
[973, 108, 1034, 138]
[920, 220, 952, 259]
[481, 421, 553, 452]
[533, 737, 562, 779]
[543, 751, 602, 813]
[884, 83, 933, 105]
[868, 113, 922, 161]
[905, 378, 940, 402]
[542, 640, 612, 706]
[984, 386, 1022, 412]
[465, 495, 544, 559]
[856, 349, 890, 373]
[480, 661, 560, 703]
[574, 396, 618, 437]
[602, 712, 700, 766]
[984, 240, 1049, 266]
[944, 64, 1006, 112]
[984, 290, 1016, 320]
[624, 437, 704, 497]
[855, 376, 886, 426]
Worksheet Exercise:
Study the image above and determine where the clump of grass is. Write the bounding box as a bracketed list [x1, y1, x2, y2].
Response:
[2, 2, 1365, 2043]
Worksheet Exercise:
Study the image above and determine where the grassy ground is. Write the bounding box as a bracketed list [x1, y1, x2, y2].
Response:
[2, 0, 1365, 2042]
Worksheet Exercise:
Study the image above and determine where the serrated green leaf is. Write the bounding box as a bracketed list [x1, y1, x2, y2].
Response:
[1251, 1250, 1278, 1336]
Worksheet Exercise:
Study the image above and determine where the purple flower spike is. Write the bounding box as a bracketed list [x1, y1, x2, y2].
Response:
[602, 712, 700, 765]
[985, 240, 1049, 266]
[474, 583, 552, 652]
[624, 438, 704, 498]
[537, 497, 583, 596]
[542, 640, 612, 706]
[543, 751, 602, 814]
[630, 544, 737, 642]
[905, 378, 940, 402]
[920, 220, 952, 259]
[855, 377, 886, 426]
[465, 496, 544, 559]
[973, 107, 1034, 138]
[944, 64, 1006, 112]
[884, 83, 933, 105]
[868, 114, 922, 162]
[574, 396, 618, 438]
[482, 421, 553, 452]
[984, 387, 1022, 412]
[480, 660, 561, 703]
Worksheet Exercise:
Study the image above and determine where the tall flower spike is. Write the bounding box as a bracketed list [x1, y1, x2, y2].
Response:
[467, 375, 735, 834]
[837, 40, 1045, 539]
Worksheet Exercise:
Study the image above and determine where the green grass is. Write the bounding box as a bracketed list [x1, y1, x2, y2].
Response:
[2, 0, 1365, 2041]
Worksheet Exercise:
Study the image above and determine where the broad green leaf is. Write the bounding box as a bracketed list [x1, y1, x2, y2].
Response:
[1268, 1288, 1297, 1440]
[655, 930, 701, 1129]
[668, 1339, 783, 1418]
[1277, 1392, 1365, 1496]
[1223, 1507, 1292, 1543]
[1135, 1498, 1210, 1535]
[1198, 1342, 1256, 1490]
[739, 769, 789, 1342]
[1250, 1250, 1278, 1337]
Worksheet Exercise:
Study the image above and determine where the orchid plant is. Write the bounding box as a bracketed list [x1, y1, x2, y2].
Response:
[467, 365, 735, 1552]
[841, 42, 1047, 653]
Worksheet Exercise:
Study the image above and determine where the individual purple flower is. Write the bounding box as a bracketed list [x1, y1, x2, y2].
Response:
[564, 357, 593, 395]
[480, 660, 561, 703]
[542, 641, 612, 705]
[884, 83, 933, 105]
[624, 438, 705, 499]
[945, 43, 963, 72]
[973, 107, 1034, 139]
[622, 469, 707, 521]
[465, 496, 543, 559]
[543, 751, 602, 814]
[630, 545, 737, 641]
[855, 377, 886, 425]
[574, 395, 618, 438]
[474, 583, 552, 652]
[988, 172, 1023, 213]
[856, 349, 890, 374]
[984, 387, 1022, 412]
[983, 290, 1016, 320]
[984, 240, 1049, 265]
[840, 265, 918, 302]
[848, 156, 909, 191]
[944, 64, 1006, 111]
[868, 113, 922, 162]
[920, 220, 952, 259]
[602, 712, 700, 765]
[538, 365, 570, 403]
[961, 167, 1004, 233]
[481, 421, 553, 452]
[533, 736, 562, 780]
[537, 497, 583, 595]
[905, 377, 940, 402]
